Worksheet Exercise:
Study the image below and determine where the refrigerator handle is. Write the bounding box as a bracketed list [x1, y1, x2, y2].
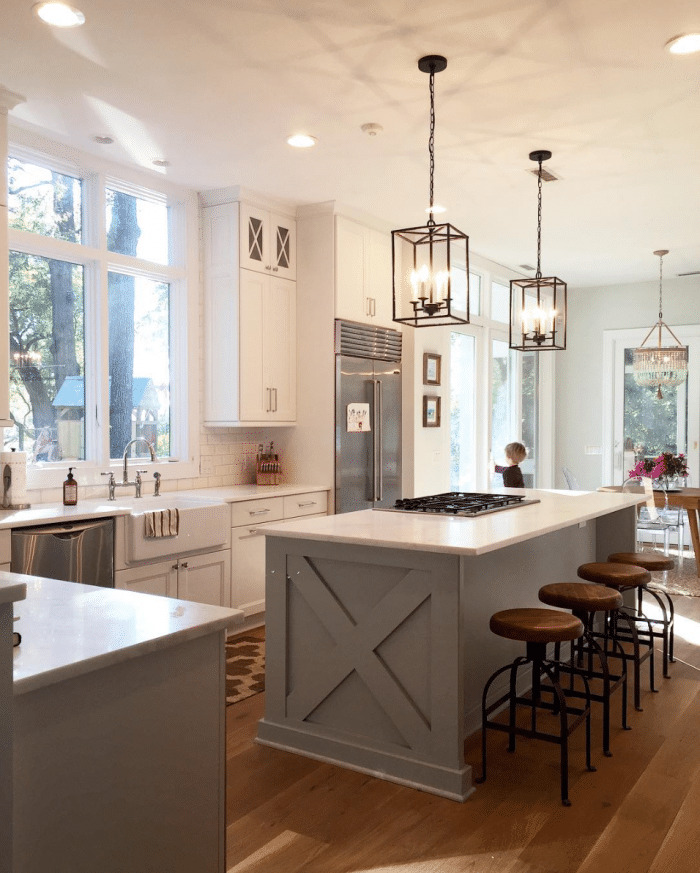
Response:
[376, 379, 383, 501]
[370, 379, 379, 503]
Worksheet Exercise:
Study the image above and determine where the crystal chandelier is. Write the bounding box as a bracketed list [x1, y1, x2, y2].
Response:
[633, 249, 688, 399]
[392, 56, 470, 327]
[509, 150, 567, 351]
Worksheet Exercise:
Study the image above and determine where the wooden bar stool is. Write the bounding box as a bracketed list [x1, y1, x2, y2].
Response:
[476, 607, 595, 806]
[538, 582, 628, 757]
[608, 551, 675, 678]
[577, 562, 655, 711]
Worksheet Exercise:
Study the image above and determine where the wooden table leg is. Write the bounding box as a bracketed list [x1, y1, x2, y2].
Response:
[685, 508, 700, 577]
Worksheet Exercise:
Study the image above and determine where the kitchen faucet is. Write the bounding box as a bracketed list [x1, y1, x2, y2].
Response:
[102, 438, 157, 499]
[122, 437, 156, 483]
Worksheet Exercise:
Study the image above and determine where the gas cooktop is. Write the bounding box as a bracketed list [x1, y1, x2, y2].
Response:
[381, 492, 540, 517]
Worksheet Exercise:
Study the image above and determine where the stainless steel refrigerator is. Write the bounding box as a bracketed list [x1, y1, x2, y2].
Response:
[335, 320, 402, 513]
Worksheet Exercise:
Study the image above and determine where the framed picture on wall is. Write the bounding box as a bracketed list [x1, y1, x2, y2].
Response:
[423, 395, 441, 428]
[423, 353, 441, 386]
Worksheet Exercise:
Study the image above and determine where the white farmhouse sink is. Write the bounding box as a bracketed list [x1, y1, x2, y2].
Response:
[123, 495, 230, 563]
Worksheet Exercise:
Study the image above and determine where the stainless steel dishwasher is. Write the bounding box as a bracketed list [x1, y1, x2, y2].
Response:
[11, 517, 114, 587]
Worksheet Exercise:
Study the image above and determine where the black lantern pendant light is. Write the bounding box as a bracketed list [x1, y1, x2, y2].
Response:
[392, 55, 470, 328]
[509, 150, 567, 351]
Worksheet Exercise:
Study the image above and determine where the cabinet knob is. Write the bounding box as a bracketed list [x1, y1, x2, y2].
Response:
[265, 264, 272, 270]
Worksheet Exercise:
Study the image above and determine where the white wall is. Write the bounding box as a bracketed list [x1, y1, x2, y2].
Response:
[555, 275, 700, 490]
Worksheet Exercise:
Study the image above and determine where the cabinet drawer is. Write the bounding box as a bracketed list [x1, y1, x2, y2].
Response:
[231, 497, 285, 528]
[283, 491, 328, 519]
[0, 530, 10, 564]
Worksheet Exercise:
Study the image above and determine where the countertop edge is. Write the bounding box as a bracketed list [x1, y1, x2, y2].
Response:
[13, 613, 240, 696]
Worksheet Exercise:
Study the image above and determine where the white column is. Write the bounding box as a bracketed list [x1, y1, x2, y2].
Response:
[0, 86, 26, 428]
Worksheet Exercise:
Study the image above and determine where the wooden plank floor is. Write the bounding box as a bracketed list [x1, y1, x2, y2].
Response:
[226, 597, 700, 873]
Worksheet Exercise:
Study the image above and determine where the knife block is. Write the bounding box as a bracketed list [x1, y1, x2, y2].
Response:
[256, 452, 281, 486]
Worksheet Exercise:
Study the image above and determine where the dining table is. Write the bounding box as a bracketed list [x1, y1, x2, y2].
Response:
[600, 485, 700, 577]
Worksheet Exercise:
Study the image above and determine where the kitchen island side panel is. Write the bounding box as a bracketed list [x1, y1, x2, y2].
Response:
[260, 536, 471, 800]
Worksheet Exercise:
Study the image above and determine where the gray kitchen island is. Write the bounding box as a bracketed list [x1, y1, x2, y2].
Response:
[7, 573, 242, 873]
[257, 488, 641, 801]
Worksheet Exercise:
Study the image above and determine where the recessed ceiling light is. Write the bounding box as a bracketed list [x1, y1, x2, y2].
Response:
[33, 2, 85, 27]
[93, 135, 114, 145]
[286, 134, 317, 148]
[361, 123, 384, 137]
[152, 159, 170, 167]
[666, 33, 700, 54]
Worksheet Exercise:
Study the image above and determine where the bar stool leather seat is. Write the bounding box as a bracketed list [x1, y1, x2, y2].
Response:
[489, 608, 584, 643]
[577, 562, 651, 588]
[608, 552, 674, 573]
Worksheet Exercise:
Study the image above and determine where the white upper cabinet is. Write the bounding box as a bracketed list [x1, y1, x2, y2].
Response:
[202, 198, 297, 426]
[240, 202, 296, 281]
[239, 269, 296, 422]
[335, 215, 393, 326]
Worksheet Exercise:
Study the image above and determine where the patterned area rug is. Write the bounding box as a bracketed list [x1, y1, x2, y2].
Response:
[226, 635, 265, 705]
[643, 547, 699, 597]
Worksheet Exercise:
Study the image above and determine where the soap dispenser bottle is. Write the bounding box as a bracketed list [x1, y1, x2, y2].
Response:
[63, 467, 78, 506]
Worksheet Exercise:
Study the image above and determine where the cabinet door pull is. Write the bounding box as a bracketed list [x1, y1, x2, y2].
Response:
[273, 266, 278, 272]
[180, 561, 188, 569]
[249, 508, 271, 516]
[265, 264, 272, 271]
[266, 387, 271, 412]
[273, 387, 278, 412]
[371, 297, 376, 316]
[297, 501, 316, 507]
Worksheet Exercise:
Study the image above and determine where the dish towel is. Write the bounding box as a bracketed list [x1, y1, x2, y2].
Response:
[144, 508, 180, 538]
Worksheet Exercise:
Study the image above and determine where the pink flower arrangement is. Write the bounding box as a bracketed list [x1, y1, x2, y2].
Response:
[628, 452, 689, 480]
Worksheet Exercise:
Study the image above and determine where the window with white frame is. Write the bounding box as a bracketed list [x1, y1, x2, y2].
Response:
[6, 149, 193, 482]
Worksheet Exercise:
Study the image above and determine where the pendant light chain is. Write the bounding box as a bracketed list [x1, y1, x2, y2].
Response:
[428, 63, 436, 226]
[535, 157, 543, 280]
[658, 252, 664, 320]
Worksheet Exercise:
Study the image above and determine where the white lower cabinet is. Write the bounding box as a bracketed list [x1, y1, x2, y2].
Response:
[176, 549, 231, 607]
[230, 491, 328, 617]
[230, 526, 266, 617]
[115, 548, 231, 607]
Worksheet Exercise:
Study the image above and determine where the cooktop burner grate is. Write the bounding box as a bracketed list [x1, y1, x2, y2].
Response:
[383, 492, 539, 517]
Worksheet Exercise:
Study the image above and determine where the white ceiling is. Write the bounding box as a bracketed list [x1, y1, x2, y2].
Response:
[2, 0, 700, 287]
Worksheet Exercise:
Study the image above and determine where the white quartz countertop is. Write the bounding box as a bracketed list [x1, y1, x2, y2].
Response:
[258, 488, 643, 556]
[0, 483, 328, 530]
[7, 573, 243, 695]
